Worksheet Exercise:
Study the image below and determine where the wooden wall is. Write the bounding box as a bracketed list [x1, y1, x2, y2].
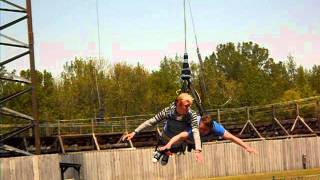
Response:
[61, 137, 320, 180]
[0, 154, 60, 180]
[1, 137, 320, 180]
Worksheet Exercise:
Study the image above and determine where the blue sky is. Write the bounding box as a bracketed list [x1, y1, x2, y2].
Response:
[1, 0, 320, 77]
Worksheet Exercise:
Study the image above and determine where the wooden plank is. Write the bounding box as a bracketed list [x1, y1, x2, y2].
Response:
[20, 156, 34, 180]
[0, 158, 11, 180]
[38, 154, 60, 180]
[1, 136, 320, 180]
[32, 156, 40, 180]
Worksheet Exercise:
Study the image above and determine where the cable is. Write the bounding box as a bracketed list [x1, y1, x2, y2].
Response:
[94, 0, 102, 108]
[95, 0, 101, 61]
[187, 0, 211, 106]
[187, 0, 199, 48]
[183, 0, 187, 54]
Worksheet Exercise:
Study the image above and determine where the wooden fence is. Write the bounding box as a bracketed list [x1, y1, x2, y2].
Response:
[61, 136, 320, 180]
[0, 154, 60, 180]
[1, 137, 320, 180]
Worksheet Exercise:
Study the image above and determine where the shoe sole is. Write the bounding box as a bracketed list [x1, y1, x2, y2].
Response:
[152, 158, 159, 163]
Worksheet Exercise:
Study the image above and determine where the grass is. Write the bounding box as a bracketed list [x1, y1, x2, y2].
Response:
[196, 168, 320, 180]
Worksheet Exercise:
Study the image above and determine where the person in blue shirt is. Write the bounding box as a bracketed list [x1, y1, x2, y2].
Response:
[160, 115, 257, 154]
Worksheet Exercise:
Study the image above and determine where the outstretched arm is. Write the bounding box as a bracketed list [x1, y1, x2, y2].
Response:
[222, 130, 257, 154]
[159, 131, 189, 151]
[122, 105, 170, 141]
[190, 113, 203, 162]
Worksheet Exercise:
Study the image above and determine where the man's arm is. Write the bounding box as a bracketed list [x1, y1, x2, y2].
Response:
[190, 113, 202, 151]
[122, 106, 170, 141]
[222, 130, 257, 154]
[190, 112, 203, 162]
[159, 131, 189, 151]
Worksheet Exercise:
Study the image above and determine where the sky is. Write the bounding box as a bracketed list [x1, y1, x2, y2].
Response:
[1, 0, 320, 77]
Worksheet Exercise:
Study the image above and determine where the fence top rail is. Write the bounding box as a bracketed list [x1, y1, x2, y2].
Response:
[43, 95, 320, 124]
[1, 96, 319, 127]
[207, 95, 320, 112]
[55, 114, 155, 122]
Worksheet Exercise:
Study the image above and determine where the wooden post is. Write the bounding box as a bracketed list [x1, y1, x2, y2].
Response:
[58, 120, 61, 136]
[272, 105, 290, 136]
[290, 103, 300, 132]
[295, 103, 300, 117]
[316, 100, 320, 131]
[124, 116, 128, 133]
[272, 105, 276, 119]
[291, 103, 315, 134]
[91, 118, 94, 134]
[242, 107, 263, 138]
[217, 109, 221, 123]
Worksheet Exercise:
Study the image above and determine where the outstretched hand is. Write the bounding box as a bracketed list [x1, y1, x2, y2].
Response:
[195, 150, 203, 163]
[246, 146, 258, 154]
[122, 132, 136, 141]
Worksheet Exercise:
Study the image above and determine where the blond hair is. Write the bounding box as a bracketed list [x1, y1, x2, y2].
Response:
[176, 93, 194, 104]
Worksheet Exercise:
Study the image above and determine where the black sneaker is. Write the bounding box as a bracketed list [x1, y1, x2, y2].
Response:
[152, 150, 163, 163]
[160, 153, 169, 166]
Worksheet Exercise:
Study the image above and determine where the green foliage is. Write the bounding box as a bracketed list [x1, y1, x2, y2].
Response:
[1, 42, 319, 121]
[309, 65, 320, 94]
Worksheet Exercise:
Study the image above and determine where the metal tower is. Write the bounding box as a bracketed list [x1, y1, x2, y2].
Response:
[0, 0, 40, 155]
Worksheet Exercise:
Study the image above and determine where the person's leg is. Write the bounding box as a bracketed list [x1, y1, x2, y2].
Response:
[159, 131, 189, 151]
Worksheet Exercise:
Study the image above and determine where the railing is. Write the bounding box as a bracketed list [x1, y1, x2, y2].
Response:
[1, 96, 319, 138]
[55, 114, 157, 136]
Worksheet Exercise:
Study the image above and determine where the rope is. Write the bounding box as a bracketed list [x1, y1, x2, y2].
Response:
[95, 0, 101, 61]
[94, 0, 102, 108]
[183, 0, 187, 54]
[187, 0, 199, 48]
[187, 0, 211, 106]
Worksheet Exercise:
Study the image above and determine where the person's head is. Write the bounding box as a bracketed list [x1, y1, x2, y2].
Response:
[199, 115, 213, 135]
[175, 93, 193, 115]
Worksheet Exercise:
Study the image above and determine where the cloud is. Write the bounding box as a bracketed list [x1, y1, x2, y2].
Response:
[111, 41, 218, 70]
[111, 42, 163, 69]
[36, 41, 97, 75]
[252, 26, 320, 68]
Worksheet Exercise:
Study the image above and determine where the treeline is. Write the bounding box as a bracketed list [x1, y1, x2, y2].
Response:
[1, 42, 320, 121]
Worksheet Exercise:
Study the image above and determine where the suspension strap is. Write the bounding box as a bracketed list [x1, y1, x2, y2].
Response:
[187, 0, 210, 105]
[180, 0, 206, 116]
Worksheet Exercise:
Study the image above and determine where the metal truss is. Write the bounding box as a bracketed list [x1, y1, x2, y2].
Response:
[0, 0, 40, 155]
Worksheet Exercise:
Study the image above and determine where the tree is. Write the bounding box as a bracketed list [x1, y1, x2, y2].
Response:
[309, 65, 320, 94]
[295, 66, 315, 97]
[213, 42, 275, 106]
[286, 55, 297, 86]
[57, 57, 106, 119]
[148, 56, 181, 111]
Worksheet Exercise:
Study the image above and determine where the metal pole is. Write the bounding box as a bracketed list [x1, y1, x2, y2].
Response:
[26, 0, 40, 155]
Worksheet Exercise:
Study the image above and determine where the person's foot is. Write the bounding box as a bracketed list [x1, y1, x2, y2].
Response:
[152, 149, 163, 163]
[160, 153, 169, 166]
